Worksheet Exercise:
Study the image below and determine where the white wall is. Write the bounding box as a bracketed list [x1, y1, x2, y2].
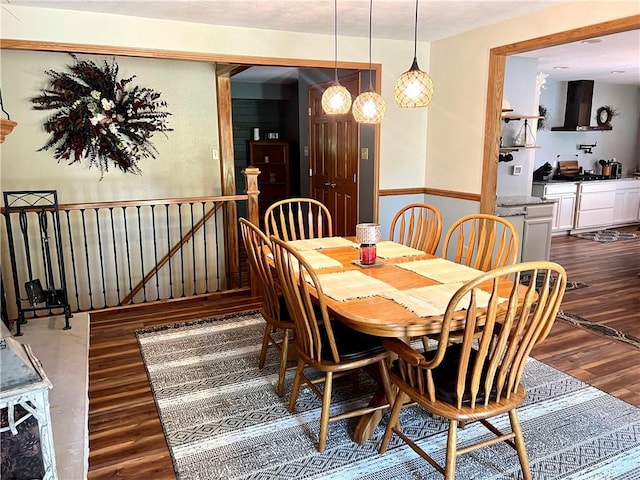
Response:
[498, 56, 539, 198]
[1, 2, 639, 210]
[535, 81, 640, 175]
[1, 50, 221, 203]
[427, 2, 639, 194]
[0, 4, 430, 199]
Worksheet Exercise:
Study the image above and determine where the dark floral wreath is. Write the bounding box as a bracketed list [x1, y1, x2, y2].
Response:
[31, 54, 172, 177]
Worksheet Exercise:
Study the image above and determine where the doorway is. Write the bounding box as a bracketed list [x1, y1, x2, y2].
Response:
[308, 73, 361, 236]
[229, 65, 377, 234]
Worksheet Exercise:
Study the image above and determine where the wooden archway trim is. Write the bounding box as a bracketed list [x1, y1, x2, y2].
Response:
[480, 15, 640, 214]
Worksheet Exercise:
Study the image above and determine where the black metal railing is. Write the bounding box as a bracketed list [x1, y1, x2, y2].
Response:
[1, 194, 252, 320]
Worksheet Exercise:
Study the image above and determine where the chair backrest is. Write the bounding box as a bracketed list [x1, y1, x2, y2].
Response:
[442, 214, 518, 270]
[270, 236, 341, 364]
[389, 203, 442, 254]
[427, 261, 567, 409]
[239, 218, 283, 323]
[264, 198, 333, 241]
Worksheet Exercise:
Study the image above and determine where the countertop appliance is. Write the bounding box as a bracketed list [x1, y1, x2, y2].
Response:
[554, 159, 609, 181]
[610, 161, 622, 179]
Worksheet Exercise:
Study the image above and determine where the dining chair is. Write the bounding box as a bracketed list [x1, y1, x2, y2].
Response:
[270, 236, 393, 452]
[264, 198, 332, 241]
[442, 213, 519, 271]
[389, 203, 442, 254]
[379, 260, 567, 480]
[239, 218, 295, 397]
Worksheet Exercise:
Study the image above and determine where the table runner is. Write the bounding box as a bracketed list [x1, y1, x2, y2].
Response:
[381, 283, 506, 318]
[296, 250, 343, 270]
[397, 258, 484, 284]
[314, 270, 395, 302]
[286, 237, 357, 251]
[375, 241, 425, 259]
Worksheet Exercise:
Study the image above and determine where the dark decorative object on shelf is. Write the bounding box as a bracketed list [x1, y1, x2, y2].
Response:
[537, 104, 549, 130]
[595, 105, 618, 127]
[31, 54, 172, 178]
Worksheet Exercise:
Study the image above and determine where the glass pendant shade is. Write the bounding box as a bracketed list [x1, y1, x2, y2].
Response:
[394, 0, 434, 108]
[322, 84, 352, 114]
[352, 90, 386, 124]
[394, 58, 434, 107]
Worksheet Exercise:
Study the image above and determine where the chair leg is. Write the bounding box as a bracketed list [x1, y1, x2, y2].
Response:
[318, 371, 333, 453]
[258, 323, 273, 369]
[379, 389, 405, 454]
[276, 329, 290, 397]
[288, 359, 305, 412]
[509, 410, 532, 480]
[444, 420, 458, 480]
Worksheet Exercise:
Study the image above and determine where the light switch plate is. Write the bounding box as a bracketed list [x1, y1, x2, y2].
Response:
[512, 165, 523, 176]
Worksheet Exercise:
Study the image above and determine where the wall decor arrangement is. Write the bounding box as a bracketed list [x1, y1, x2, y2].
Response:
[30, 54, 172, 178]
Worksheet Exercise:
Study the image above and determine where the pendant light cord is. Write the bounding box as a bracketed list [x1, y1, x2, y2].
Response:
[413, 0, 419, 60]
[333, 0, 338, 82]
[368, 0, 373, 90]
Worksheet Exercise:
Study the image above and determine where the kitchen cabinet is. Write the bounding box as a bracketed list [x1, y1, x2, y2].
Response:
[612, 179, 640, 225]
[574, 182, 616, 229]
[521, 203, 554, 261]
[249, 141, 290, 218]
[531, 183, 577, 233]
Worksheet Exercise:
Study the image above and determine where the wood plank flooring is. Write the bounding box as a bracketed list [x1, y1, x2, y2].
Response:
[87, 227, 640, 479]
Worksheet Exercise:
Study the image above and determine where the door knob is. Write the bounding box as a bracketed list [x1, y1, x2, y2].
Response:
[323, 182, 337, 188]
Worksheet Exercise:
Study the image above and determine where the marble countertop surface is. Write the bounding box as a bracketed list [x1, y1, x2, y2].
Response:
[496, 195, 553, 206]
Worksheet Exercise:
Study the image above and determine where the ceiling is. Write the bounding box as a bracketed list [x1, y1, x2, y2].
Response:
[518, 30, 640, 85]
[2, 0, 638, 85]
[1, 0, 561, 42]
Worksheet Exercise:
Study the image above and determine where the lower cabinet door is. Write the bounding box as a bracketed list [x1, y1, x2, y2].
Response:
[522, 216, 552, 262]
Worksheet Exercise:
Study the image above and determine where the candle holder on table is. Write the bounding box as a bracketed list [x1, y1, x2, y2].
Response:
[355, 223, 382, 266]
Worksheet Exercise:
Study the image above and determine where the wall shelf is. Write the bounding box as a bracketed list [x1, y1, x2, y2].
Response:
[499, 146, 541, 153]
[501, 113, 543, 123]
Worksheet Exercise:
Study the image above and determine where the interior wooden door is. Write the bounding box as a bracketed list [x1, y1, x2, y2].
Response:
[308, 74, 359, 236]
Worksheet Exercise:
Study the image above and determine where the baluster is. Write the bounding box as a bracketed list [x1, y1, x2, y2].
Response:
[79, 209, 94, 310]
[109, 208, 121, 305]
[94, 208, 107, 308]
[64, 210, 80, 311]
[202, 201, 209, 293]
[136, 206, 147, 302]
[151, 205, 160, 301]
[165, 204, 173, 299]
[190, 202, 196, 295]
[214, 204, 221, 291]
[122, 206, 134, 304]
[178, 204, 185, 297]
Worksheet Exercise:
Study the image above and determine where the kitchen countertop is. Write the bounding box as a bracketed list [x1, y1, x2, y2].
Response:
[495, 195, 555, 218]
[533, 175, 640, 185]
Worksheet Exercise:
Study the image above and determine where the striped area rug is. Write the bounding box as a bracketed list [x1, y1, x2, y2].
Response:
[137, 311, 640, 480]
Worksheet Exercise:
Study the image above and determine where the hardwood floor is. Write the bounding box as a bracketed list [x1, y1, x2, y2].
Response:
[532, 224, 640, 408]
[87, 227, 640, 479]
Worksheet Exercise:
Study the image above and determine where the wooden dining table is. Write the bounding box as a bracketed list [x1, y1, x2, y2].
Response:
[282, 237, 519, 444]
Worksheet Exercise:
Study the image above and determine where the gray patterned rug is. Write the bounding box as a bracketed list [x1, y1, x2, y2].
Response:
[136, 311, 640, 480]
[572, 229, 639, 242]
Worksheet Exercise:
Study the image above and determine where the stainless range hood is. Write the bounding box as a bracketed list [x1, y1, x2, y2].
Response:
[551, 80, 612, 131]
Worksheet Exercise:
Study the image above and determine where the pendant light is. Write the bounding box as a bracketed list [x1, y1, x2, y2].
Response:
[321, 0, 352, 114]
[394, 0, 433, 108]
[352, 0, 386, 124]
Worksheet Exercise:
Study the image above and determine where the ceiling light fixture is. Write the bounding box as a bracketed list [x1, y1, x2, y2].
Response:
[394, 0, 433, 108]
[321, 0, 352, 114]
[581, 38, 603, 44]
[610, 70, 625, 74]
[352, 0, 386, 124]
[553, 66, 570, 70]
